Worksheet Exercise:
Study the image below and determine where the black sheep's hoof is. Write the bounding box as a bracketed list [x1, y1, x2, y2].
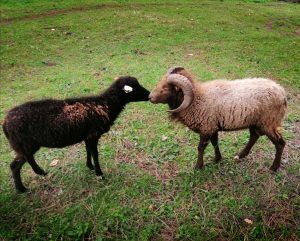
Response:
[214, 156, 222, 163]
[96, 175, 105, 180]
[34, 168, 48, 176]
[17, 186, 28, 193]
[87, 165, 94, 170]
[40, 170, 48, 176]
[270, 165, 279, 172]
[95, 171, 103, 176]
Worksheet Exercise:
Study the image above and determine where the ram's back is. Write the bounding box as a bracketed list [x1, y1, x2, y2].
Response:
[194, 78, 287, 131]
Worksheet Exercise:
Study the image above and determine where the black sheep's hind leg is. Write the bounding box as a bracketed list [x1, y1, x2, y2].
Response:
[10, 156, 27, 193]
[27, 155, 47, 175]
[85, 140, 94, 170]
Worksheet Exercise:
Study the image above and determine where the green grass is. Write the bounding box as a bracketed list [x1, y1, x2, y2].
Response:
[1, 0, 300, 240]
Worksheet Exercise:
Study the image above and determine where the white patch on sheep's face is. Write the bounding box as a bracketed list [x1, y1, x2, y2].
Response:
[123, 85, 133, 93]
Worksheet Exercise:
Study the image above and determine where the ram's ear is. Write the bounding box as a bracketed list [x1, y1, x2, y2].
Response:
[123, 85, 133, 93]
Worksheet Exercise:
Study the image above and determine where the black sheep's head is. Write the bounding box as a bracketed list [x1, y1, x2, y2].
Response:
[115, 76, 150, 102]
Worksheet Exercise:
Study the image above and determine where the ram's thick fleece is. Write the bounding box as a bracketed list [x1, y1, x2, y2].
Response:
[179, 78, 286, 136]
[3, 76, 150, 192]
[149, 67, 287, 171]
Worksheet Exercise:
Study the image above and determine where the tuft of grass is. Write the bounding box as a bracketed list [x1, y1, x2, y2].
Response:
[1, 0, 300, 240]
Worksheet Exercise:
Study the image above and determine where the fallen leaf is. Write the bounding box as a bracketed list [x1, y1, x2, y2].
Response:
[244, 218, 253, 225]
[50, 159, 59, 167]
[42, 60, 56, 66]
[58, 188, 63, 195]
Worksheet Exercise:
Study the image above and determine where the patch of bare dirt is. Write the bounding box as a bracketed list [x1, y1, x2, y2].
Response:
[65, 143, 82, 160]
[295, 28, 300, 36]
[160, 219, 179, 241]
[116, 151, 179, 182]
[266, 19, 273, 31]
[42, 60, 56, 66]
[0, 3, 172, 24]
[1, 4, 117, 23]
[116, 140, 179, 182]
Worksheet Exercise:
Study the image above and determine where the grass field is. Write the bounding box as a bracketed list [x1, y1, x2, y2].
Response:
[0, 0, 300, 240]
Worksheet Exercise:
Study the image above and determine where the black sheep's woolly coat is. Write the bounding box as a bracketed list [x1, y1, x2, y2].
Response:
[5, 95, 115, 154]
[3, 76, 150, 192]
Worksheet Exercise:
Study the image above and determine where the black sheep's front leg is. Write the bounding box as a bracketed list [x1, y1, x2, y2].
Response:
[86, 138, 103, 176]
[84, 140, 94, 170]
[195, 134, 211, 169]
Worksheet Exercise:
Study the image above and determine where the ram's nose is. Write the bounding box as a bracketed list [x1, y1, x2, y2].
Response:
[148, 93, 154, 103]
[148, 93, 152, 100]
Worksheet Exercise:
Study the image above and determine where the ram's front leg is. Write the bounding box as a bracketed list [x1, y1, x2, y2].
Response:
[211, 132, 222, 162]
[195, 134, 211, 169]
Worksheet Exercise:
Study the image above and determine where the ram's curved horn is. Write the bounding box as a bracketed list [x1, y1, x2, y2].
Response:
[167, 66, 184, 75]
[167, 74, 194, 113]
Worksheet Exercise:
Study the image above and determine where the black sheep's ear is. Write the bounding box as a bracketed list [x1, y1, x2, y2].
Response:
[123, 85, 133, 93]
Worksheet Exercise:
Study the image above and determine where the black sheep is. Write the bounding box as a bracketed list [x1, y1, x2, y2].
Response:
[3, 76, 150, 192]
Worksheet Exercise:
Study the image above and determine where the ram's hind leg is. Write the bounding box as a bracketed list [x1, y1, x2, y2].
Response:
[27, 155, 47, 175]
[211, 132, 222, 162]
[235, 127, 260, 160]
[265, 129, 286, 172]
[195, 135, 211, 169]
[10, 155, 27, 193]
